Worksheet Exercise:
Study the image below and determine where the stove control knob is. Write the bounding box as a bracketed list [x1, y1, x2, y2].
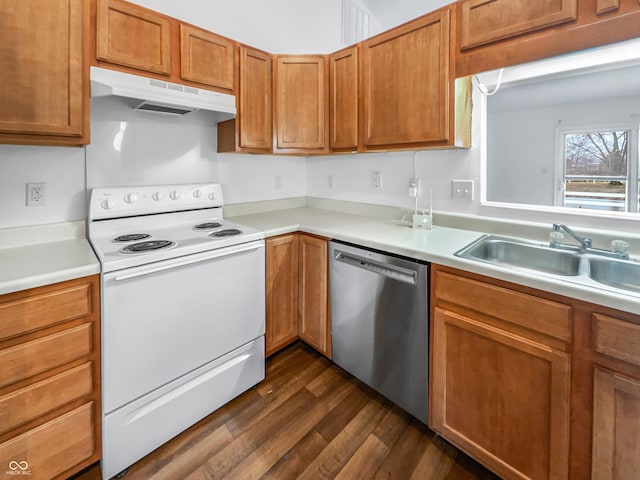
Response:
[152, 191, 163, 201]
[208, 191, 217, 201]
[193, 189, 202, 198]
[101, 199, 115, 210]
[170, 190, 181, 200]
[124, 193, 138, 204]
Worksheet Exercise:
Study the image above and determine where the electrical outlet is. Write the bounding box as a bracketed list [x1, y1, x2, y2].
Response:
[26, 183, 47, 206]
[328, 175, 336, 190]
[274, 176, 283, 190]
[372, 171, 382, 188]
[409, 177, 421, 198]
[452, 180, 474, 200]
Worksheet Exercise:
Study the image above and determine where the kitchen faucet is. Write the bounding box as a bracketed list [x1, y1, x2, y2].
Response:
[551, 223, 631, 260]
[552, 224, 592, 249]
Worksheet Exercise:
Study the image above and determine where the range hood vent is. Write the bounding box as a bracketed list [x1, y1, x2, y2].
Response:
[90, 66, 236, 119]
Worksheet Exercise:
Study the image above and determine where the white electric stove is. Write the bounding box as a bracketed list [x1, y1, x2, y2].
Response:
[88, 184, 265, 479]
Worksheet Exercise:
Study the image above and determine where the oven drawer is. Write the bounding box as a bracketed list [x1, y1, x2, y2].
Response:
[102, 337, 264, 480]
[102, 241, 265, 412]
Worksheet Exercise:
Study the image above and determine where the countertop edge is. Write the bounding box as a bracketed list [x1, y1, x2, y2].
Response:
[235, 210, 640, 316]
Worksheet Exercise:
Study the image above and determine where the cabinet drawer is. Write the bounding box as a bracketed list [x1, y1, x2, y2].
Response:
[593, 314, 640, 367]
[0, 402, 94, 480]
[0, 363, 93, 434]
[0, 283, 91, 341]
[459, 0, 578, 50]
[434, 271, 572, 343]
[0, 324, 92, 388]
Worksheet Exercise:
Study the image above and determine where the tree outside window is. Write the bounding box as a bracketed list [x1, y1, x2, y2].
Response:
[562, 130, 635, 212]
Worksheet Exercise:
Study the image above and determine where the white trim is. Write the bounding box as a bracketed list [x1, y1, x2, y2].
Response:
[554, 123, 638, 213]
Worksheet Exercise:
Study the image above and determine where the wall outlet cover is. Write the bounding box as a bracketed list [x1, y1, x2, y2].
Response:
[26, 183, 47, 207]
[452, 180, 474, 200]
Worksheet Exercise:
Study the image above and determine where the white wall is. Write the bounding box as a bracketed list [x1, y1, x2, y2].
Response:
[0, 146, 86, 229]
[360, 0, 451, 29]
[128, 0, 347, 53]
[217, 154, 306, 203]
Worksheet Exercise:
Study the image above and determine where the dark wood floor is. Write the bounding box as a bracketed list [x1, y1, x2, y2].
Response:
[73, 342, 499, 480]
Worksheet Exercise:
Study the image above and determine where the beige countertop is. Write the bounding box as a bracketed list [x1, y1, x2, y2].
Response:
[229, 207, 640, 316]
[0, 222, 100, 295]
[3, 208, 638, 315]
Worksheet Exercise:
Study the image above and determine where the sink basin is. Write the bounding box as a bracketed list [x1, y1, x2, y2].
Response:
[455, 235, 582, 276]
[588, 257, 640, 294]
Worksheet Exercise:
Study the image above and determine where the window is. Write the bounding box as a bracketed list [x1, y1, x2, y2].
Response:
[557, 127, 639, 213]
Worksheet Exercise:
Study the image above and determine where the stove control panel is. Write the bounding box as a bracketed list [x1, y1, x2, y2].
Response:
[89, 184, 224, 220]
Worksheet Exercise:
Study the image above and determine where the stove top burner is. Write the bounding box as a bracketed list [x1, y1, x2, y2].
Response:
[120, 240, 176, 254]
[114, 233, 151, 242]
[210, 229, 243, 238]
[194, 222, 223, 230]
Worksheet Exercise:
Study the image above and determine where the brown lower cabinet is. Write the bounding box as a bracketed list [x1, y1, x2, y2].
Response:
[265, 232, 331, 358]
[430, 264, 640, 480]
[0, 275, 101, 480]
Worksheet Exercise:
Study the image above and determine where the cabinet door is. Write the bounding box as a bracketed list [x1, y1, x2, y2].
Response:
[298, 234, 330, 358]
[459, 0, 578, 50]
[361, 9, 450, 149]
[180, 24, 235, 92]
[238, 46, 272, 151]
[329, 46, 358, 151]
[596, 0, 620, 15]
[432, 307, 571, 480]
[96, 0, 171, 75]
[265, 234, 299, 356]
[0, 0, 85, 142]
[592, 367, 640, 479]
[274, 55, 328, 153]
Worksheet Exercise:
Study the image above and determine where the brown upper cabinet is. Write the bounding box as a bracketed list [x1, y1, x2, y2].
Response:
[96, 0, 171, 75]
[218, 45, 272, 153]
[180, 24, 235, 91]
[459, 0, 578, 50]
[273, 55, 329, 154]
[361, 7, 471, 151]
[456, 0, 640, 76]
[0, 0, 88, 146]
[329, 46, 359, 152]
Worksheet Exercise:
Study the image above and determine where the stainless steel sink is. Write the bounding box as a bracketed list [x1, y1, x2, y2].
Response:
[455, 235, 582, 276]
[588, 257, 640, 294]
[455, 234, 640, 296]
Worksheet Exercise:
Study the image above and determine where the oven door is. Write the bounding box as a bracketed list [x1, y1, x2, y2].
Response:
[102, 240, 265, 413]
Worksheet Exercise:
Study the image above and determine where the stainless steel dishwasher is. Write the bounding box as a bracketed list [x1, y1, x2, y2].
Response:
[329, 240, 429, 424]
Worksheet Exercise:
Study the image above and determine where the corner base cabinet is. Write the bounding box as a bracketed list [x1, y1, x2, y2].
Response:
[265, 234, 299, 356]
[0, 276, 101, 480]
[265, 233, 330, 358]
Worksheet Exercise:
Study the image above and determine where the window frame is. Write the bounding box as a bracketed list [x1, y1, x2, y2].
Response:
[554, 123, 639, 213]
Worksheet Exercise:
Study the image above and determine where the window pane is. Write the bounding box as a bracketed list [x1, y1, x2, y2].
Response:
[564, 131, 629, 212]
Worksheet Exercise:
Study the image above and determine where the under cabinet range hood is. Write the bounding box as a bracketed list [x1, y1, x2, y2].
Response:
[90, 66, 236, 119]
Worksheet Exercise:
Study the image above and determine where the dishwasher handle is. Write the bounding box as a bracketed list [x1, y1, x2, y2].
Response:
[333, 250, 417, 285]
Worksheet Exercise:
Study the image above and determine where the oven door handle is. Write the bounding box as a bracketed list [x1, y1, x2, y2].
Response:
[113, 241, 263, 282]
